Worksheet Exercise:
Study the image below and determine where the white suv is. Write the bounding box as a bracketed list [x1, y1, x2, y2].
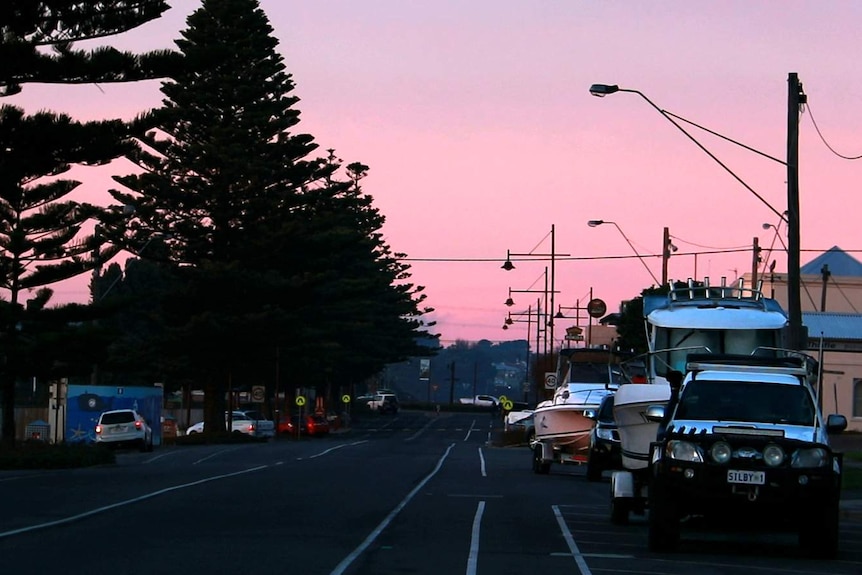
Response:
[95, 409, 153, 452]
[367, 393, 399, 414]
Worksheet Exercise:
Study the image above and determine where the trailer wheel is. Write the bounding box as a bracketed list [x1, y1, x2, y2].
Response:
[610, 497, 630, 525]
[532, 444, 550, 474]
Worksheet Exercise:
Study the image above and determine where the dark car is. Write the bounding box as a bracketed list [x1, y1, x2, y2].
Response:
[586, 393, 621, 481]
[279, 413, 330, 437]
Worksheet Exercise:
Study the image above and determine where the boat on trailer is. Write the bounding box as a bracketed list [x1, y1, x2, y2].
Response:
[610, 277, 795, 522]
[531, 347, 628, 474]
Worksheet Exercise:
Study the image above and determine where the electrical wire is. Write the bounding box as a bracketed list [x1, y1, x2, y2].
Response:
[804, 100, 862, 160]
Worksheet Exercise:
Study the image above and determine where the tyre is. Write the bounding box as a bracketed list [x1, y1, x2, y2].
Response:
[139, 438, 148, 453]
[532, 445, 551, 474]
[610, 497, 630, 525]
[799, 498, 839, 559]
[586, 456, 602, 482]
[647, 483, 679, 552]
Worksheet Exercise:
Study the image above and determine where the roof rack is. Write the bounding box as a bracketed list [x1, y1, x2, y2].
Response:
[668, 277, 766, 304]
[685, 353, 809, 378]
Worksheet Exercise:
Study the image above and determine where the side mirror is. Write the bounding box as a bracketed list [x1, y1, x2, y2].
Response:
[645, 405, 665, 422]
[583, 408, 597, 420]
[826, 414, 848, 434]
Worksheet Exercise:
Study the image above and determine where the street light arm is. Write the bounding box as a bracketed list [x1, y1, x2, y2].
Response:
[591, 220, 660, 285]
[594, 86, 787, 223]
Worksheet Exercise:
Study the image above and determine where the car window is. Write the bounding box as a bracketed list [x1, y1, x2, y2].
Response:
[101, 411, 135, 424]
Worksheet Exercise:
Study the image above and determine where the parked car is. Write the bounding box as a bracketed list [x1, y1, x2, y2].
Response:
[367, 393, 399, 414]
[161, 415, 180, 443]
[459, 394, 499, 409]
[279, 413, 330, 437]
[586, 393, 621, 482]
[95, 409, 153, 452]
[186, 410, 275, 438]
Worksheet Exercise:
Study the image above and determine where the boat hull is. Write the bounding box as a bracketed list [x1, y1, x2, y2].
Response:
[533, 404, 596, 461]
[613, 383, 671, 471]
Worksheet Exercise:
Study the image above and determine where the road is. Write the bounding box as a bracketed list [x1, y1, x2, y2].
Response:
[1, 410, 861, 574]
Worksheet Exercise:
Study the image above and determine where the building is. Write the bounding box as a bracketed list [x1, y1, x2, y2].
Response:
[744, 246, 862, 431]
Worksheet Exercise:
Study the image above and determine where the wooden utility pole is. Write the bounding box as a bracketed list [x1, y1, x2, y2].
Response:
[661, 226, 671, 286]
[751, 236, 760, 289]
[787, 72, 805, 350]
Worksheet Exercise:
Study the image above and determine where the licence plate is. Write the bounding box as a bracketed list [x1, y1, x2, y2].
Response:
[727, 470, 765, 485]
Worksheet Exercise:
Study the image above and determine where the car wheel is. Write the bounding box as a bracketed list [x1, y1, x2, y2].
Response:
[139, 438, 148, 453]
[799, 498, 839, 558]
[647, 482, 679, 552]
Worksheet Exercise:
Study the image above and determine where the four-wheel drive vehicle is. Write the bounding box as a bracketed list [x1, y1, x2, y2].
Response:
[95, 409, 153, 452]
[368, 393, 399, 414]
[646, 355, 847, 558]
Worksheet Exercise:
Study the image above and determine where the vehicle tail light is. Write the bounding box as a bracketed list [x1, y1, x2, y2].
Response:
[248, 424, 255, 432]
[95, 425, 102, 434]
[135, 421, 142, 430]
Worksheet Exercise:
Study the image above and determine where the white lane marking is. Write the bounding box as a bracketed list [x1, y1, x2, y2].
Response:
[405, 418, 438, 441]
[330, 443, 456, 575]
[466, 501, 485, 575]
[553, 504, 593, 575]
[0, 465, 268, 540]
[192, 446, 243, 465]
[463, 419, 477, 442]
[301, 440, 366, 460]
[478, 447, 487, 477]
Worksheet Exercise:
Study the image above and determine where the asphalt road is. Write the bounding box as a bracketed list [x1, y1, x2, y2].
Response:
[1, 410, 861, 575]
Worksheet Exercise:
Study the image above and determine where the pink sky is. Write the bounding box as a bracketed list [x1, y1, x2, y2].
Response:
[8, 1, 862, 344]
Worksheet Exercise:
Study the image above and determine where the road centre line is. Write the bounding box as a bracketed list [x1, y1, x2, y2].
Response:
[302, 440, 366, 460]
[0, 465, 268, 540]
[478, 447, 487, 477]
[329, 443, 455, 575]
[192, 446, 244, 465]
[466, 501, 485, 575]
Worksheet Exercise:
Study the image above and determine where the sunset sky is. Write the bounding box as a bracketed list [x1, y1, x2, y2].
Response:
[8, 1, 862, 345]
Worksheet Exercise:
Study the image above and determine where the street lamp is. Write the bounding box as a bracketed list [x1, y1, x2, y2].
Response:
[589, 76, 805, 350]
[502, 225, 569, 352]
[587, 220, 660, 285]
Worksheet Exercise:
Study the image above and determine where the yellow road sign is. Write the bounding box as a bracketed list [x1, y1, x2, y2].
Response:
[502, 399, 514, 411]
[295, 395, 306, 407]
[341, 394, 351, 404]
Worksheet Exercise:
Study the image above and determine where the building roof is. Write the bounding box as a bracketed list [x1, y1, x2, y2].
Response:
[803, 311, 862, 341]
[801, 246, 862, 277]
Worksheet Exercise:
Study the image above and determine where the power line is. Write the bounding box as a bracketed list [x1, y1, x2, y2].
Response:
[804, 100, 862, 160]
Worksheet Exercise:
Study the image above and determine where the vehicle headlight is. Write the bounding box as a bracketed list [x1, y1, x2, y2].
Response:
[597, 427, 615, 441]
[762, 444, 785, 467]
[791, 447, 828, 468]
[710, 441, 732, 464]
[667, 440, 703, 463]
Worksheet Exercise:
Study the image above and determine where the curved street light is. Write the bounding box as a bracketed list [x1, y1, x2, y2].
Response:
[589, 76, 805, 350]
[587, 220, 660, 285]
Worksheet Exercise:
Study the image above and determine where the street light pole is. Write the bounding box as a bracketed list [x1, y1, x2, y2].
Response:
[786, 72, 805, 350]
[590, 75, 805, 350]
[588, 220, 660, 285]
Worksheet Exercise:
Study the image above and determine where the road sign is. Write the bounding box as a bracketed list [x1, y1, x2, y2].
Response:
[295, 395, 306, 407]
[502, 399, 514, 411]
[587, 298, 607, 318]
[251, 385, 265, 403]
[498, 395, 508, 404]
[341, 394, 351, 404]
[544, 372, 557, 389]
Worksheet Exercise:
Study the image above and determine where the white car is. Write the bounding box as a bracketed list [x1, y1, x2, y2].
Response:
[186, 410, 275, 438]
[95, 409, 153, 452]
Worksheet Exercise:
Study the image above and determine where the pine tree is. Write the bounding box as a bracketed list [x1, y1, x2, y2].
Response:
[0, 105, 135, 448]
[0, 1, 177, 96]
[109, 0, 435, 433]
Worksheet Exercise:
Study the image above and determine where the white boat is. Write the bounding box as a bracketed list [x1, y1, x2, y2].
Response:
[612, 382, 670, 470]
[532, 348, 625, 468]
[610, 277, 793, 521]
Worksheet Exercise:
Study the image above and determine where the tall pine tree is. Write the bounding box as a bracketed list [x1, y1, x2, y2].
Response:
[110, 0, 435, 433]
